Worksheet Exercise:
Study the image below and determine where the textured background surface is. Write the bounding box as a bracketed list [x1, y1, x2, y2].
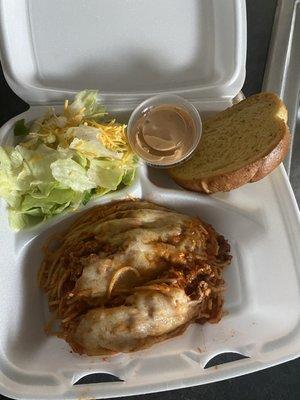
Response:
[0, 0, 299, 399]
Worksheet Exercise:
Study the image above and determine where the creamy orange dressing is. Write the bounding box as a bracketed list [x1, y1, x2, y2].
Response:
[130, 105, 196, 166]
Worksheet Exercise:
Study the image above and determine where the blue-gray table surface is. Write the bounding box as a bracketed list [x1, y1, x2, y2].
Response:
[0, 1, 299, 399]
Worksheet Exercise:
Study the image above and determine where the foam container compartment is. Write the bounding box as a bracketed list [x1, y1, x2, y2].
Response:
[0, 1, 299, 399]
[0, 108, 300, 400]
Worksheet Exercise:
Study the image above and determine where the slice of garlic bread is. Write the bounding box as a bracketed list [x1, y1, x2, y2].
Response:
[169, 92, 290, 193]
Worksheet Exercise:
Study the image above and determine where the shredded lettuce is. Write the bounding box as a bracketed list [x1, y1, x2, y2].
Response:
[0, 90, 138, 230]
[68, 90, 106, 120]
[68, 126, 121, 159]
[87, 159, 124, 190]
[122, 167, 136, 186]
[51, 159, 96, 192]
[14, 119, 30, 136]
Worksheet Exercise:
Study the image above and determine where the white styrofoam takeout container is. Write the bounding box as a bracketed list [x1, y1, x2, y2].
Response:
[0, 1, 299, 399]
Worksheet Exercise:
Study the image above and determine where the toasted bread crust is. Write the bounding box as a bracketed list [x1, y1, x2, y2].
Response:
[169, 93, 291, 194]
[250, 122, 290, 182]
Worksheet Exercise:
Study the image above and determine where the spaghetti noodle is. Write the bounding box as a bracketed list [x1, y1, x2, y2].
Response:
[39, 200, 231, 355]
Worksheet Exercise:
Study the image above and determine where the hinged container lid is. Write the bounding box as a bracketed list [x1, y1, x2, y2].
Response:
[0, 0, 246, 108]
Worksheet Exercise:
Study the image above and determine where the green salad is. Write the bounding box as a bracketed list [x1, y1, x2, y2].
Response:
[0, 90, 138, 230]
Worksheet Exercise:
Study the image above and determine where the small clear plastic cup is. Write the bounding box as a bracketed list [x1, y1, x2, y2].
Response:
[127, 94, 202, 168]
